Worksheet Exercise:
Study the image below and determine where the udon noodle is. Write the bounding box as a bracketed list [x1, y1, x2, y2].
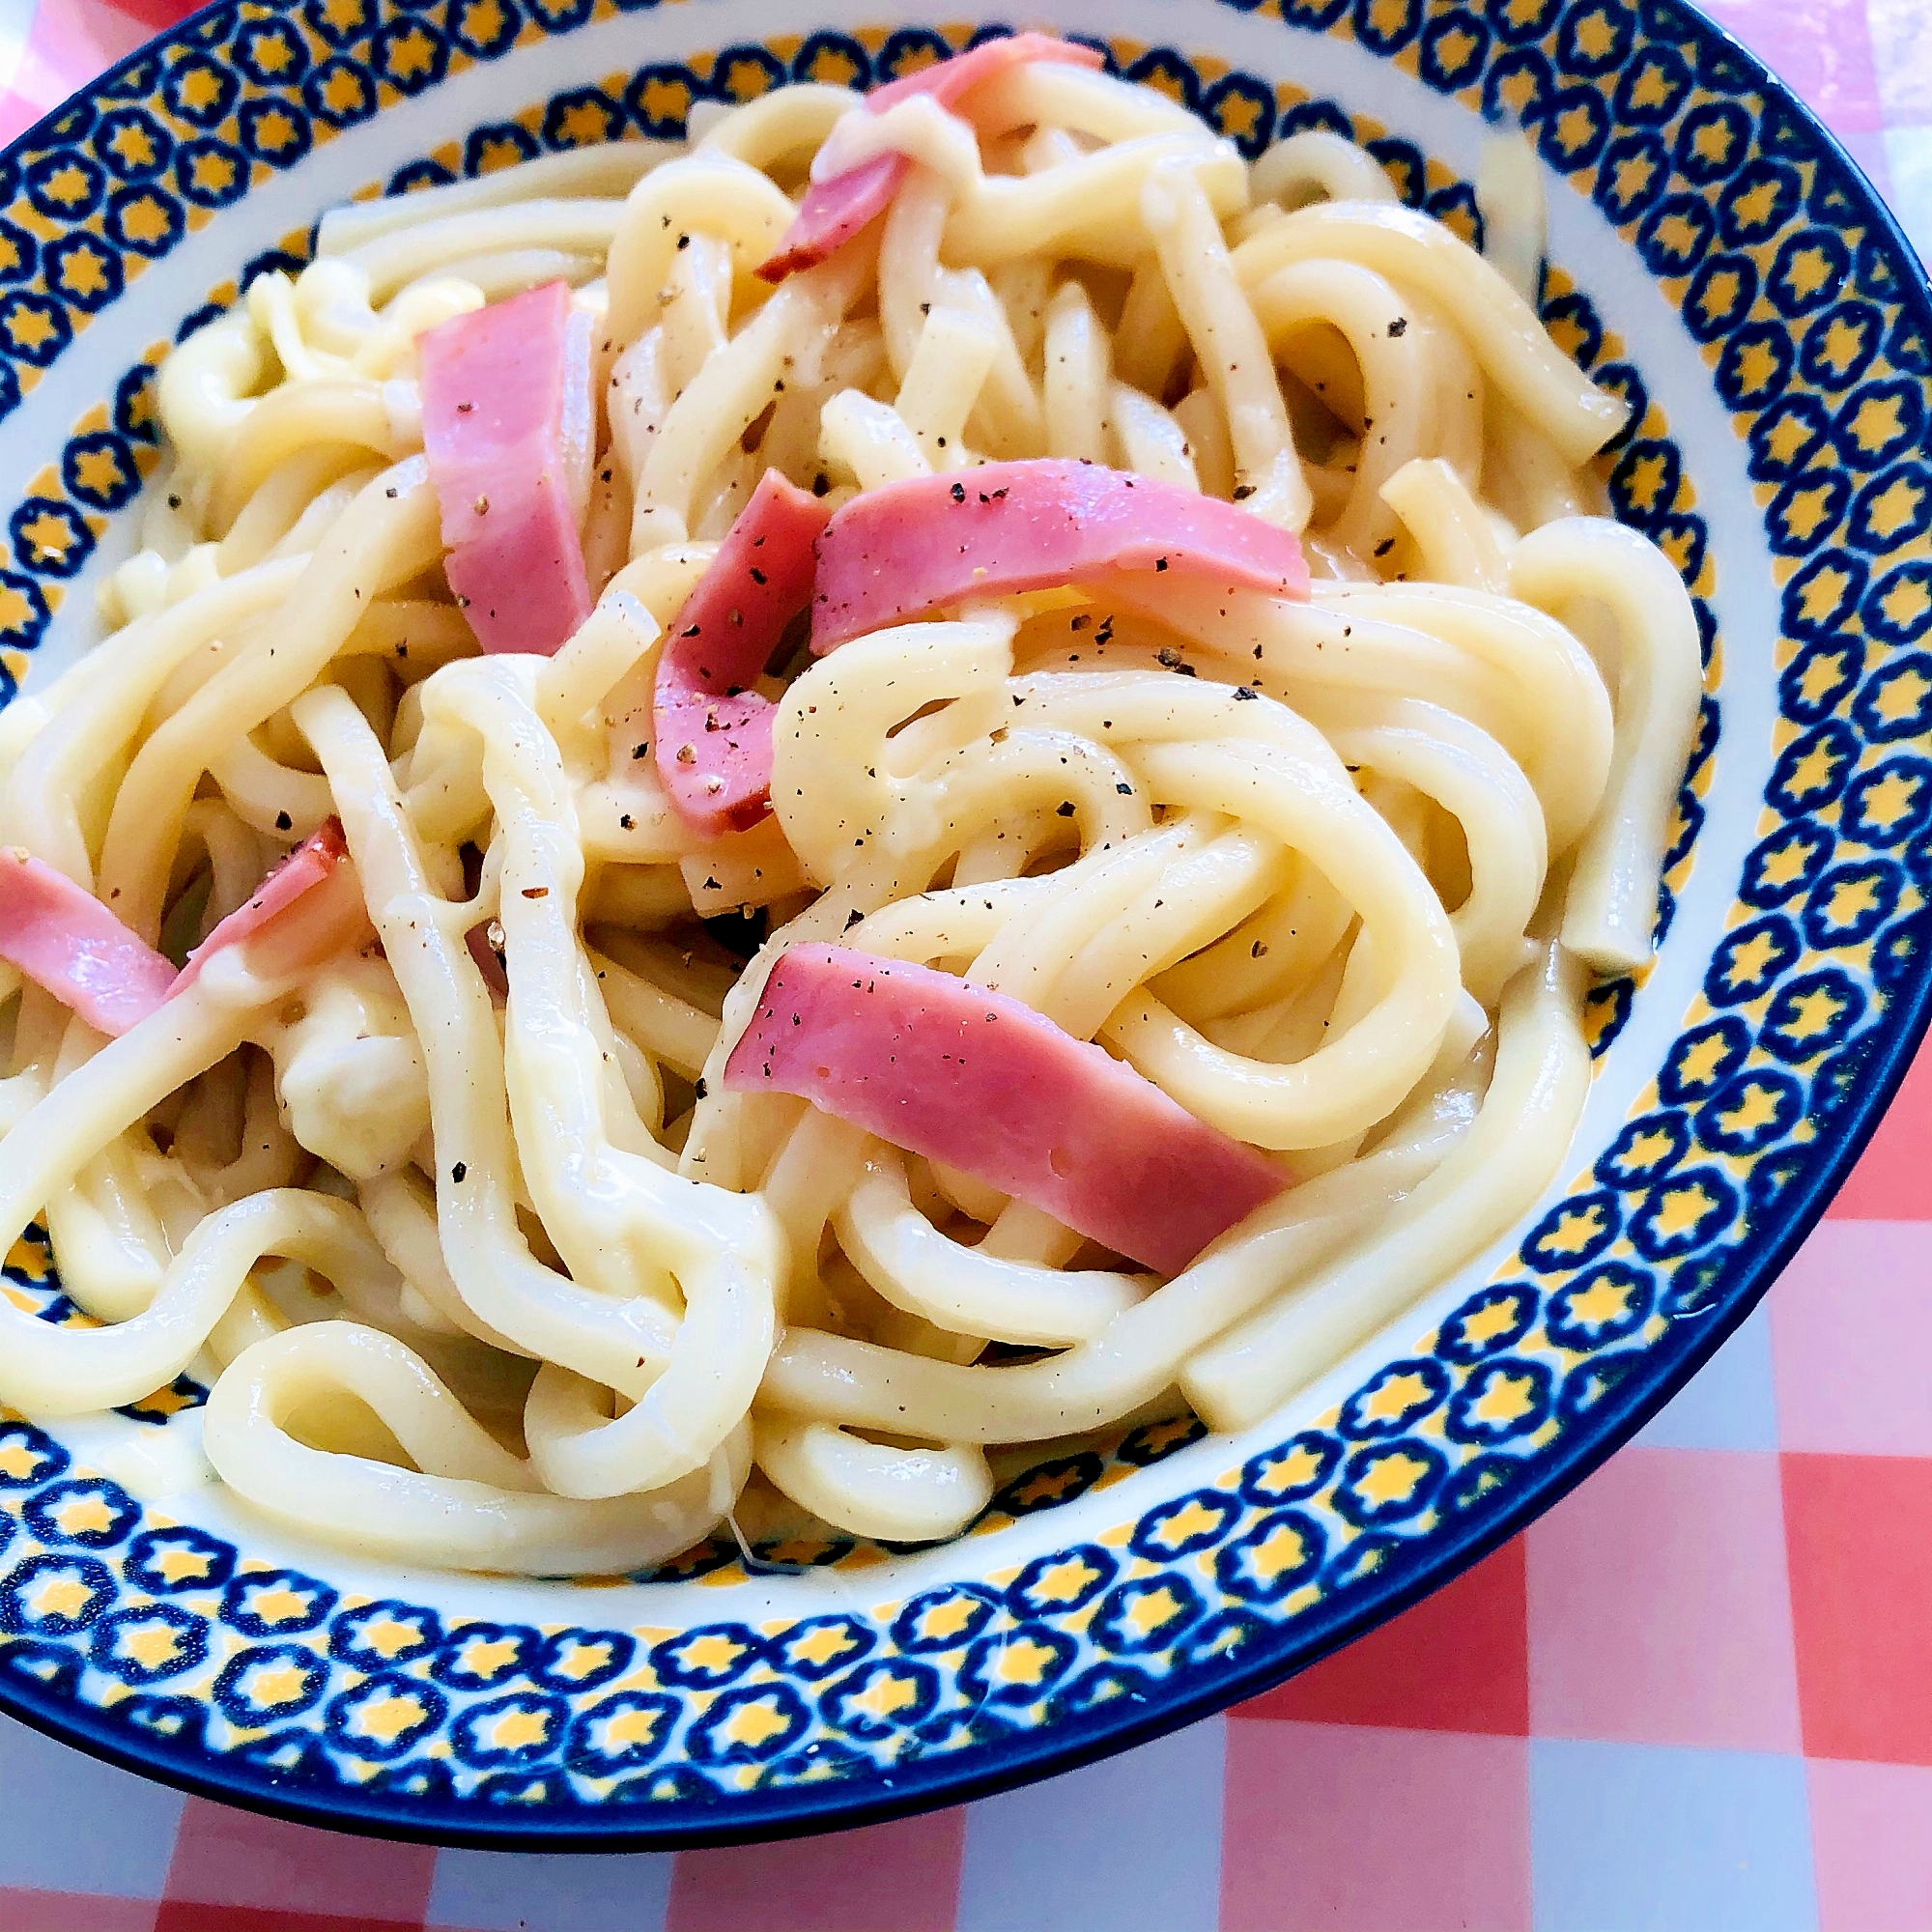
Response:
[0, 40, 1701, 1575]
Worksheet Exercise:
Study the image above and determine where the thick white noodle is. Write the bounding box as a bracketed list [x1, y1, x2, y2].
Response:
[0, 68, 1697, 1569]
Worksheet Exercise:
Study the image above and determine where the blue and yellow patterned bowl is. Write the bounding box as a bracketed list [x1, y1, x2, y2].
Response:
[0, 0, 1926, 1850]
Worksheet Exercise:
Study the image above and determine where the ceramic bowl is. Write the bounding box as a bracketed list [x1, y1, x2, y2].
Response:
[0, 0, 1926, 1850]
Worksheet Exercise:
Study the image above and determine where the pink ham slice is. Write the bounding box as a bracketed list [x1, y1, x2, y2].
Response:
[758, 33, 1105, 282]
[810, 460, 1312, 652]
[0, 850, 177, 1037]
[173, 818, 352, 995]
[724, 943, 1286, 1273]
[0, 820, 355, 1037]
[653, 469, 832, 835]
[419, 280, 592, 658]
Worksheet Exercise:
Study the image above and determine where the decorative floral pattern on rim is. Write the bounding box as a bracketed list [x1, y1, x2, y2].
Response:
[0, 0, 1924, 1843]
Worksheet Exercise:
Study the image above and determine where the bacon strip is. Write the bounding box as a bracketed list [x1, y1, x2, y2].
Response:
[724, 943, 1285, 1273]
[757, 34, 1105, 281]
[810, 459, 1312, 652]
[654, 469, 832, 835]
[0, 850, 176, 1037]
[419, 280, 593, 658]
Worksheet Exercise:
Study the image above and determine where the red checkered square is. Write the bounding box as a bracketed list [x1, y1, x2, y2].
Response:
[1237, 1536, 1528, 1734]
[1770, 1220, 1932, 1454]
[667, 1807, 964, 1932]
[1526, 1447, 1802, 1750]
[156, 1798, 435, 1932]
[0, 0, 160, 144]
[1808, 1758, 1932, 1932]
[1868, 0, 1932, 124]
[1699, 0, 1887, 132]
[1785, 1451, 1932, 1764]
[1827, 1032, 1932, 1219]
[1220, 1720, 1530, 1932]
[0, 1891, 158, 1931]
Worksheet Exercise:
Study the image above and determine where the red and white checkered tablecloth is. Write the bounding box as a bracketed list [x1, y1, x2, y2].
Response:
[1, 1, 1931, 1926]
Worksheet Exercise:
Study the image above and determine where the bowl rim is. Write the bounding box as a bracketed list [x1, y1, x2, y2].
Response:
[0, 0, 1926, 1852]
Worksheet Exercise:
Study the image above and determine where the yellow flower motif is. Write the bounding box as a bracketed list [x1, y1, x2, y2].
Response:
[846, 1671, 922, 1721]
[14, 511, 71, 568]
[1537, 1201, 1610, 1257]
[546, 1638, 615, 1680]
[717, 1695, 791, 1747]
[116, 1621, 184, 1670]
[351, 1691, 426, 1743]
[786, 1623, 858, 1667]
[30, 1571, 95, 1620]
[1350, 1450, 1431, 1509]
[241, 1659, 310, 1709]
[1860, 475, 1927, 543]
[676, 1631, 745, 1673]
[150, 1544, 213, 1584]
[1148, 1496, 1222, 1548]
[1647, 1179, 1718, 1239]
[1563, 1272, 1634, 1329]
[600, 1704, 665, 1749]
[1720, 925, 1784, 988]
[1467, 1372, 1538, 1429]
[1025, 1555, 1101, 1605]
[249, 30, 297, 73]
[489, 1706, 552, 1751]
[1854, 768, 1920, 835]
[914, 1597, 980, 1643]
[50, 1492, 115, 1537]
[1872, 666, 1932, 725]
[990, 1635, 1056, 1687]
[6, 307, 59, 354]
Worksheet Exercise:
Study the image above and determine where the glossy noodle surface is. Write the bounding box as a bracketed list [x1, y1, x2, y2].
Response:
[0, 43, 1700, 1572]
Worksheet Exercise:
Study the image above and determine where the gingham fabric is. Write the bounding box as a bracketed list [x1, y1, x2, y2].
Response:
[0, 0, 1929, 1926]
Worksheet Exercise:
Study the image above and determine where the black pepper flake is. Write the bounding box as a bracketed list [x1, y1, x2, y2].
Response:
[812, 472, 831, 497]
[1154, 556, 1170, 571]
[1251, 940, 1269, 958]
[274, 810, 293, 831]
[619, 812, 636, 830]
[1233, 685, 1259, 700]
[633, 742, 648, 759]
[676, 233, 690, 249]
[1388, 317, 1408, 337]
[681, 623, 701, 638]
[694, 1076, 708, 1099]
[1070, 613, 1091, 632]
[750, 566, 767, 585]
[456, 401, 473, 413]
[1116, 781, 1133, 795]
[384, 487, 398, 498]
[1374, 538, 1396, 557]
[844, 907, 865, 929]
[1232, 484, 1255, 500]
[166, 494, 182, 510]
[703, 875, 721, 891]
[950, 481, 966, 502]
[451, 1162, 467, 1182]
[1055, 800, 1076, 817]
